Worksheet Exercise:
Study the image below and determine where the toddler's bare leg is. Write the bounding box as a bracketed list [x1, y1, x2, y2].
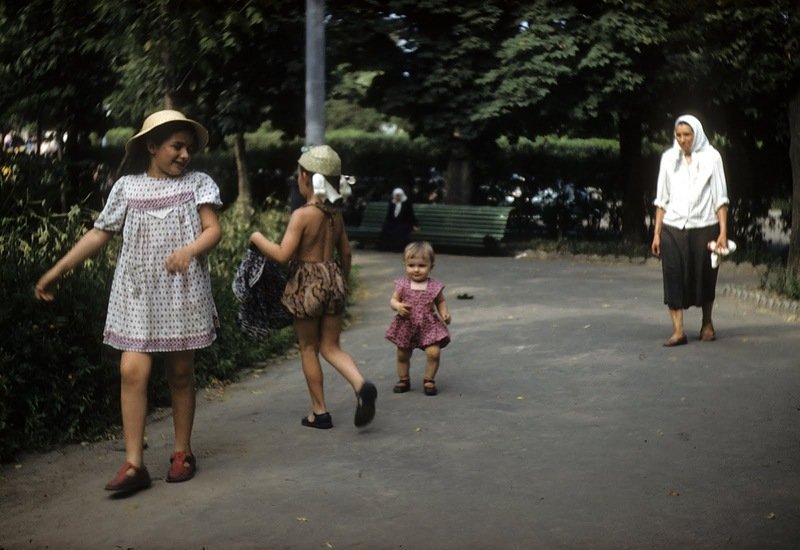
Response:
[120, 351, 153, 468]
[423, 345, 441, 382]
[166, 350, 195, 455]
[294, 318, 328, 415]
[396, 347, 412, 381]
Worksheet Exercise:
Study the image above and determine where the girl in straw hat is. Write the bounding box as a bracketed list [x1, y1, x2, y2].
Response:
[35, 110, 222, 495]
[250, 144, 377, 429]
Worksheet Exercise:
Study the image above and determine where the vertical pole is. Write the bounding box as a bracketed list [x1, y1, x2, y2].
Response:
[305, 0, 325, 146]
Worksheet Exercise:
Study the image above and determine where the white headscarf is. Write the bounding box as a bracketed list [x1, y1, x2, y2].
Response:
[672, 114, 718, 168]
[391, 187, 407, 217]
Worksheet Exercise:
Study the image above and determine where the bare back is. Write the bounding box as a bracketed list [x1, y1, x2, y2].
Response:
[293, 203, 346, 263]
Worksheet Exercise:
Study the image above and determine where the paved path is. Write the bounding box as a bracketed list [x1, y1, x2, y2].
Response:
[2, 251, 799, 549]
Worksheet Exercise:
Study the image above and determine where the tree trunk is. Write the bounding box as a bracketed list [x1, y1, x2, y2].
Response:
[787, 89, 800, 275]
[234, 132, 252, 209]
[445, 138, 472, 205]
[619, 112, 646, 243]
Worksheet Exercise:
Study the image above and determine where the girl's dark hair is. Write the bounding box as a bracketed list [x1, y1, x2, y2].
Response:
[117, 121, 198, 177]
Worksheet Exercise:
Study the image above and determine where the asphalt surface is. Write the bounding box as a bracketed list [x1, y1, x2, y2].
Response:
[1, 250, 799, 549]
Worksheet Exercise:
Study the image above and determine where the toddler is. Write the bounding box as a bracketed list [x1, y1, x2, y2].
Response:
[386, 241, 451, 396]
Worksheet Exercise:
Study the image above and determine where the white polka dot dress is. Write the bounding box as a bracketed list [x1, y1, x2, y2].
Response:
[94, 171, 221, 353]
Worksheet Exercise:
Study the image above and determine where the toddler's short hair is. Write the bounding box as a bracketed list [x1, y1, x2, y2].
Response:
[403, 241, 435, 266]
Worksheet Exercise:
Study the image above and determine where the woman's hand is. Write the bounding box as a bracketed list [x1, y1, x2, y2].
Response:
[651, 234, 661, 258]
[715, 233, 729, 253]
[166, 247, 193, 273]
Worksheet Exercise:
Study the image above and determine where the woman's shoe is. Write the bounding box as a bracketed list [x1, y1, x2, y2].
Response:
[423, 379, 438, 396]
[166, 451, 197, 483]
[663, 334, 688, 347]
[393, 378, 411, 393]
[354, 381, 377, 427]
[700, 325, 716, 341]
[104, 462, 152, 494]
[302, 412, 333, 429]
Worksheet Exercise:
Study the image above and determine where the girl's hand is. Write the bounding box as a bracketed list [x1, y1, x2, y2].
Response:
[442, 311, 451, 325]
[166, 247, 193, 273]
[34, 270, 60, 302]
[395, 302, 411, 317]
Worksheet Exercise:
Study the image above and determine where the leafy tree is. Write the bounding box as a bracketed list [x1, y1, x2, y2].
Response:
[330, 1, 524, 204]
[102, 0, 303, 207]
[0, 0, 117, 158]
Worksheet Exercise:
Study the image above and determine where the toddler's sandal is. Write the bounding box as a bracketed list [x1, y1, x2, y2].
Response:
[166, 451, 196, 483]
[423, 379, 438, 396]
[393, 378, 411, 393]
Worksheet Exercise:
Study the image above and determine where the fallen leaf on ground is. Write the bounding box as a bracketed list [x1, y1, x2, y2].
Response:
[767, 512, 777, 520]
[668, 489, 680, 497]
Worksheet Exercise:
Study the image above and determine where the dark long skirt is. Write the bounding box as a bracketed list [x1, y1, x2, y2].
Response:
[660, 224, 719, 309]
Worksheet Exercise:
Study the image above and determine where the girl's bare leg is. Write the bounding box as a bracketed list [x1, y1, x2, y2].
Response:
[318, 314, 366, 391]
[294, 317, 328, 416]
[120, 351, 153, 468]
[396, 347, 412, 381]
[423, 344, 441, 382]
[166, 350, 195, 457]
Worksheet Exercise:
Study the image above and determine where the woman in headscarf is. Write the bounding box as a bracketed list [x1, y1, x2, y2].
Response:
[651, 114, 730, 346]
[381, 187, 419, 251]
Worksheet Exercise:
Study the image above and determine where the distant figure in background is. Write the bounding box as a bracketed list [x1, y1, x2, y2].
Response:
[381, 187, 418, 251]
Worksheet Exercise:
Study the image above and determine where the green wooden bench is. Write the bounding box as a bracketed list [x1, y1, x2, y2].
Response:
[346, 201, 513, 253]
[346, 201, 386, 245]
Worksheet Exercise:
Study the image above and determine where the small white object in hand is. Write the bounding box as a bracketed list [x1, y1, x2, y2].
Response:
[707, 239, 737, 268]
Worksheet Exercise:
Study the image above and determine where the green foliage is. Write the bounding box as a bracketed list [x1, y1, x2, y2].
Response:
[0, 1, 117, 149]
[196, 203, 294, 386]
[764, 265, 800, 301]
[0, 204, 119, 462]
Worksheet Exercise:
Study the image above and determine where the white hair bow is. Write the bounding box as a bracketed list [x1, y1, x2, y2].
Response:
[312, 173, 355, 202]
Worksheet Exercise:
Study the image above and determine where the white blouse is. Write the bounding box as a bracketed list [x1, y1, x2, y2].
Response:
[653, 148, 729, 229]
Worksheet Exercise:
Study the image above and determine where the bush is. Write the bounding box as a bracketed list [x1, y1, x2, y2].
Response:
[0, 205, 120, 462]
[196, 202, 295, 386]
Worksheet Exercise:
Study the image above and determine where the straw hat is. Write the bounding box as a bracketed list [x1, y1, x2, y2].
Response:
[298, 145, 341, 177]
[125, 110, 209, 154]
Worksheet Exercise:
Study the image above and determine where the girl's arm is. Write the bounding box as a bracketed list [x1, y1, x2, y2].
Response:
[166, 204, 222, 273]
[435, 291, 451, 324]
[250, 209, 304, 264]
[390, 290, 410, 317]
[336, 211, 352, 278]
[35, 228, 114, 301]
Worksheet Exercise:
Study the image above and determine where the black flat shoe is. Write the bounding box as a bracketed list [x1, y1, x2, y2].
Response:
[301, 412, 333, 429]
[354, 381, 377, 427]
[663, 335, 688, 347]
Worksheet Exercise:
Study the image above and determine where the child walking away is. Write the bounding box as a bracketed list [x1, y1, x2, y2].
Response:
[386, 241, 451, 396]
[249, 145, 377, 429]
[35, 110, 222, 495]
